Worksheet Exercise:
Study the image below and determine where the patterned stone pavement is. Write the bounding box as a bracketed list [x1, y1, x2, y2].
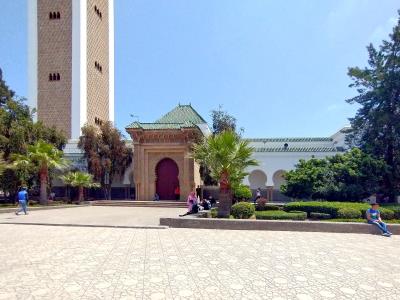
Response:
[0, 224, 399, 300]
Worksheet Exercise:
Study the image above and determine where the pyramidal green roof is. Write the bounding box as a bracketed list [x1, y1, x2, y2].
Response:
[156, 104, 206, 124]
[126, 104, 206, 130]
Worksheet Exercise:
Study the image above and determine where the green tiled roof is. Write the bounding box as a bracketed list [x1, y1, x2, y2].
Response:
[246, 137, 333, 142]
[255, 147, 340, 153]
[126, 122, 197, 130]
[126, 104, 206, 130]
[156, 104, 206, 124]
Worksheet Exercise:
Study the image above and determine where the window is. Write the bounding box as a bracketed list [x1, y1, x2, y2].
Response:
[49, 11, 60, 20]
[95, 61, 103, 73]
[94, 5, 102, 20]
[49, 73, 61, 81]
[95, 117, 103, 126]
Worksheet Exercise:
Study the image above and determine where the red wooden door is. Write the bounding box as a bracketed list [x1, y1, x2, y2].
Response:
[156, 158, 179, 200]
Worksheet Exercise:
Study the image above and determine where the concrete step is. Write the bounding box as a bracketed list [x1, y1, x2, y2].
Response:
[92, 200, 187, 208]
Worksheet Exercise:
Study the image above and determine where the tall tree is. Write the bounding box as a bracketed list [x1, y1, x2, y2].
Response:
[13, 141, 68, 204]
[193, 130, 258, 217]
[79, 122, 133, 199]
[211, 105, 237, 135]
[346, 11, 400, 199]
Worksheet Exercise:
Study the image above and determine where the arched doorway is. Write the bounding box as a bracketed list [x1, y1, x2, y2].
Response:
[273, 170, 286, 190]
[156, 158, 179, 200]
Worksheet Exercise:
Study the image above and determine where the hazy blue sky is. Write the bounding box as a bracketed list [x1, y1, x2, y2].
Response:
[0, 1, 399, 138]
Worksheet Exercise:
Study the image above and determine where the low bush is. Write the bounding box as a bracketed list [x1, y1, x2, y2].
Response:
[309, 212, 331, 220]
[255, 210, 306, 220]
[255, 197, 268, 211]
[233, 184, 252, 201]
[378, 208, 395, 220]
[264, 205, 281, 211]
[337, 208, 362, 219]
[231, 202, 255, 219]
[210, 208, 218, 218]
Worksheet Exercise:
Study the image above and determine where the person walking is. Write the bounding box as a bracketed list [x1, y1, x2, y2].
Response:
[15, 187, 29, 215]
[196, 185, 202, 200]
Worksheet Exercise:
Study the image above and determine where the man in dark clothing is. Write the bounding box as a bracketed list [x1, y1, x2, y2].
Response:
[196, 185, 202, 200]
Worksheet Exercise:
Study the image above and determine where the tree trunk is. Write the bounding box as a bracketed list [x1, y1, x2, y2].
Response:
[217, 171, 232, 217]
[218, 189, 232, 217]
[78, 186, 84, 204]
[39, 169, 48, 205]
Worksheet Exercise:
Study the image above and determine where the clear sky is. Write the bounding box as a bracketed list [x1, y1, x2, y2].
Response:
[0, 1, 399, 138]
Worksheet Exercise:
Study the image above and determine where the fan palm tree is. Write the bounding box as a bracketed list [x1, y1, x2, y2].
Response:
[13, 140, 68, 205]
[60, 171, 100, 203]
[192, 130, 258, 217]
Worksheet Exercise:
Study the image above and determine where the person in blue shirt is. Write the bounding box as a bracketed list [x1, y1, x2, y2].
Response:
[366, 202, 392, 237]
[15, 187, 29, 215]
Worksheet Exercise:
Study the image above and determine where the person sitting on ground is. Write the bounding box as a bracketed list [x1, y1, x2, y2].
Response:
[179, 191, 198, 217]
[201, 198, 211, 210]
[15, 187, 29, 215]
[153, 193, 160, 201]
[366, 202, 392, 237]
[208, 195, 216, 207]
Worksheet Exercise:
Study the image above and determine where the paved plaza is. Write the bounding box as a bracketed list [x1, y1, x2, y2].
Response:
[0, 206, 186, 227]
[0, 218, 399, 300]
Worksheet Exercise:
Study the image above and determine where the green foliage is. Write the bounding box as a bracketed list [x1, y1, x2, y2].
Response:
[192, 130, 258, 216]
[264, 205, 281, 211]
[231, 202, 255, 219]
[284, 201, 396, 220]
[281, 148, 387, 201]
[79, 122, 133, 199]
[60, 171, 100, 189]
[337, 208, 362, 219]
[379, 208, 395, 220]
[309, 212, 332, 220]
[193, 130, 258, 190]
[346, 12, 400, 198]
[210, 207, 218, 218]
[12, 140, 68, 204]
[211, 105, 237, 134]
[233, 184, 252, 200]
[255, 210, 306, 220]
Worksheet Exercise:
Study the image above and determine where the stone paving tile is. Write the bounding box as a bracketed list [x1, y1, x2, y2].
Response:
[0, 224, 399, 300]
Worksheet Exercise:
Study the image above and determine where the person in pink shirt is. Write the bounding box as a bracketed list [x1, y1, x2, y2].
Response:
[179, 191, 198, 217]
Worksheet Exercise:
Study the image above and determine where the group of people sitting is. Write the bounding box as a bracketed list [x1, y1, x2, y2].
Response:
[179, 192, 216, 217]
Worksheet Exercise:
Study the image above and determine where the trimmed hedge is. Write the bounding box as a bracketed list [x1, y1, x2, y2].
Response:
[255, 210, 307, 221]
[231, 202, 255, 219]
[309, 212, 331, 220]
[337, 208, 362, 219]
[264, 205, 281, 211]
[284, 201, 396, 220]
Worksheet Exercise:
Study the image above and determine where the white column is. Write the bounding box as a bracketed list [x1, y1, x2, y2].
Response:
[108, 0, 115, 123]
[71, 0, 87, 139]
[27, 0, 38, 121]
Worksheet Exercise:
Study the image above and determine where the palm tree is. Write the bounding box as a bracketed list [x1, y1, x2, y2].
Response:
[192, 130, 258, 217]
[13, 140, 68, 205]
[60, 171, 100, 203]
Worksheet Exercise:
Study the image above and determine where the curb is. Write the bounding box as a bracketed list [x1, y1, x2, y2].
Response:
[0, 222, 167, 230]
[159, 217, 400, 235]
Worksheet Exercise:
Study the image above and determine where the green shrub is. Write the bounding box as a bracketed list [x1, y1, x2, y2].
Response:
[231, 202, 255, 219]
[309, 212, 331, 219]
[284, 201, 369, 218]
[210, 208, 218, 218]
[233, 184, 252, 200]
[256, 197, 268, 211]
[337, 208, 362, 219]
[264, 205, 281, 211]
[378, 208, 395, 220]
[255, 210, 306, 220]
